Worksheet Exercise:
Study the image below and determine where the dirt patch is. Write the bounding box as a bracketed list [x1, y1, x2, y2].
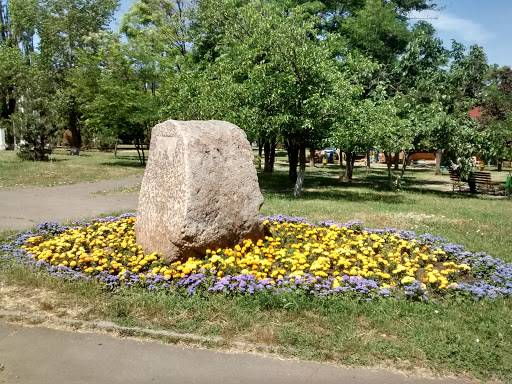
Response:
[246, 324, 277, 345]
[0, 277, 104, 321]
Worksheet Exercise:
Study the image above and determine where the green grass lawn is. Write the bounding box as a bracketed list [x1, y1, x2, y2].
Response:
[0, 148, 145, 189]
[1, 153, 512, 381]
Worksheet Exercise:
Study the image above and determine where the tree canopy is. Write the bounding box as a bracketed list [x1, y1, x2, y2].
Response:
[1, 0, 508, 192]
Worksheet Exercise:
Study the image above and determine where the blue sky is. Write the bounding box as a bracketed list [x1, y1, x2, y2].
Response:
[410, 0, 512, 67]
[111, 0, 130, 32]
[113, 0, 511, 68]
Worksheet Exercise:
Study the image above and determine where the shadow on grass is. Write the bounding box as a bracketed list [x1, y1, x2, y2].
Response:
[259, 170, 407, 204]
[52, 150, 93, 157]
[258, 171, 294, 190]
[403, 185, 497, 200]
[47, 158, 71, 163]
[259, 166, 497, 202]
[99, 160, 146, 168]
[300, 189, 406, 204]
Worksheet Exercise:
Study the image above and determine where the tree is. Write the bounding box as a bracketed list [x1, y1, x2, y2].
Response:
[11, 64, 59, 160]
[475, 66, 512, 170]
[327, 50, 381, 180]
[68, 32, 159, 164]
[301, 0, 437, 36]
[341, 0, 412, 64]
[0, 45, 24, 147]
[121, 0, 188, 57]
[0, 0, 38, 148]
[121, 0, 189, 96]
[37, 0, 118, 151]
[377, 30, 487, 188]
[185, 0, 355, 196]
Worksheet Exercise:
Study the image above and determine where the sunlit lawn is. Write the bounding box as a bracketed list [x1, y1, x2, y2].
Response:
[0, 148, 145, 189]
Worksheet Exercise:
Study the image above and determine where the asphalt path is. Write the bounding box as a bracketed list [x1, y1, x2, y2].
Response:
[0, 323, 469, 384]
[0, 178, 141, 231]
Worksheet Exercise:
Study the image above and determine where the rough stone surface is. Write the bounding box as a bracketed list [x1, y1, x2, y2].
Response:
[135, 120, 264, 261]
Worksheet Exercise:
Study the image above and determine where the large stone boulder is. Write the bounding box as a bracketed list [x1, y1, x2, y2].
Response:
[135, 120, 264, 262]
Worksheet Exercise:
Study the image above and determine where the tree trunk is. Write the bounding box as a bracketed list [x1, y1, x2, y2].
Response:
[384, 152, 393, 189]
[286, 140, 299, 183]
[264, 139, 276, 173]
[394, 152, 400, 171]
[498, 161, 503, 172]
[309, 147, 315, 168]
[348, 153, 356, 180]
[258, 140, 263, 158]
[2, 89, 16, 148]
[270, 140, 276, 171]
[114, 141, 118, 158]
[294, 143, 307, 197]
[366, 151, 371, 174]
[68, 99, 81, 155]
[264, 141, 270, 172]
[5, 125, 14, 149]
[134, 137, 146, 165]
[341, 152, 355, 180]
[338, 150, 343, 167]
[396, 152, 411, 190]
[435, 150, 443, 174]
[134, 139, 141, 164]
[468, 180, 477, 193]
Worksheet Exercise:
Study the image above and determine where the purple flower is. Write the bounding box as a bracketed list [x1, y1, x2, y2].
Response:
[1, 213, 511, 302]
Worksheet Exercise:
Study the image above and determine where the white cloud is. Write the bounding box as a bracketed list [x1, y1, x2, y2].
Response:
[409, 10, 495, 45]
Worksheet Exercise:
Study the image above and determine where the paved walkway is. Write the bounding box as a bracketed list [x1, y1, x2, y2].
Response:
[0, 323, 469, 384]
[0, 178, 141, 231]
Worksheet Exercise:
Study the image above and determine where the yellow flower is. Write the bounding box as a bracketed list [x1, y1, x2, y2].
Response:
[400, 276, 415, 285]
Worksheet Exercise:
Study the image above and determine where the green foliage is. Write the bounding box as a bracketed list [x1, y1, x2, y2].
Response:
[121, 0, 188, 58]
[0, 0, 119, 155]
[11, 63, 61, 160]
[309, 0, 436, 35]
[341, 0, 411, 63]
[95, 132, 119, 152]
[174, 0, 358, 187]
[37, 0, 118, 72]
[68, 32, 158, 163]
[0, 0, 504, 176]
[475, 66, 512, 164]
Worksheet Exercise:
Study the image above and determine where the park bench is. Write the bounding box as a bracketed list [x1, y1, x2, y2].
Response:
[448, 169, 495, 194]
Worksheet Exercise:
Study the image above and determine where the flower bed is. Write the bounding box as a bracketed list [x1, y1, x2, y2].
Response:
[1, 213, 511, 301]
